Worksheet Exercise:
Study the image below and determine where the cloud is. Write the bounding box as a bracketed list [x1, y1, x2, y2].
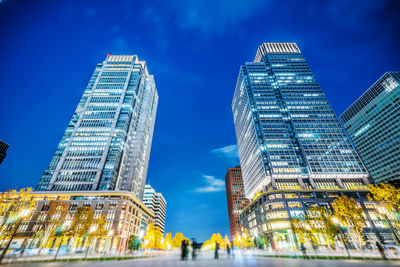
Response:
[210, 144, 239, 163]
[196, 175, 225, 193]
[171, 0, 267, 36]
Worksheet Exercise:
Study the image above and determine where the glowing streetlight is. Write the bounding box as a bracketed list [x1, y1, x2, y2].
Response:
[376, 206, 388, 215]
[90, 225, 98, 233]
[63, 220, 72, 230]
[19, 209, 30, 218]
[331, 216, 340, 226]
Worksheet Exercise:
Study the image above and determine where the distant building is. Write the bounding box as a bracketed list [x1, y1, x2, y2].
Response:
[340, 72, 400, 186]
[225, 166, 249, 238]
[143, 184, 167, 234]
[0, 140, 9, 164]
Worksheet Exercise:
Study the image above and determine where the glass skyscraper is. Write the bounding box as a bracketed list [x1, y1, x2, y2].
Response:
[232, 43, 391, 249]
[233, 43, 369, 199]
[36, 55, 158, 200]
[340, 72, 400, 185]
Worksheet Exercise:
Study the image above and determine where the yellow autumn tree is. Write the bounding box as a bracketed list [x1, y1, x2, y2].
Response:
[38, 199, 69, 254]
[291, 217, 309, 245]
[0, 188, 35, 241]
[164, 232, 173, 250]
[69, 206, 94, 249]
[308, 207, 339, 249]
[142, 222, 156, 249]
[154, 226, 164, 249]
[368, 183, 400, 213]
[202, 233, 230, 250]
[172, 232, 187, 248]
[233, 232, 243, 248]
[0, 188, 35, 262]
[243, 228, 254, 248]
[332, 196, 366, 250]
[87, 215, 108, 254]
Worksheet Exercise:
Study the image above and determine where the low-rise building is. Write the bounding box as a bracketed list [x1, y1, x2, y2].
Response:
[7, 191, 153, 253]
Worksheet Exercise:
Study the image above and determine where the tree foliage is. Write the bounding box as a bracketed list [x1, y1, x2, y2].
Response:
[332, 196, 366, 249]
[231, 228, 254, 249]
[369, 183, 400, 213]
[172, 232, 188, 248]
[38, 199, 69, 252]
[0, 188, 35, 242]
[69, 206, 94, 248]
[128, 235, 140, 251]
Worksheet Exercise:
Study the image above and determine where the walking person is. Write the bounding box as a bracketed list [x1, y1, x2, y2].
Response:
[226, 243, 231, 259]
[191, 240, 197, 260]
[214, 242, 219, 259]
[185, 240, 189, 260]
[376, 241, 387, 261]
[181, 240, 187, 261]
[300, 242, 308, 259]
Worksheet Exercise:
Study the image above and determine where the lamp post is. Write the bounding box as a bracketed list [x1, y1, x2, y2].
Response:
[0, 209, 30, 263]
[331, 216, 351, 258]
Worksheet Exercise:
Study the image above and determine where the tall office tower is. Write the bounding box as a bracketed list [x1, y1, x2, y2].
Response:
[340, 72, 400, 186]
[232, 43, 390, 250]
[36, 55, 158, 200]
[0, 140, 9, 164]
[143, 185, 167, 234]
[12, 55, 159, 253]
[225, 166, 249, 238]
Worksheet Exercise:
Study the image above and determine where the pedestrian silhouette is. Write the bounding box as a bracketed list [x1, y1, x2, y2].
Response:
[181, 240, 187, 260]
[376, 241, 387, 260]
[185, 240, 189, 260]
[214, 242, 219, 259]
[191, 240, 197, 260]
[226, 243, 231, 259]
[300, 242, 308, 259]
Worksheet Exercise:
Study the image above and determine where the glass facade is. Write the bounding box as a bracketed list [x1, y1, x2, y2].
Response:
[232, 43, 369, 199]
[340, 72, 400, 185]
[232, 43, 393, 249]
[36, 55, 158, 200]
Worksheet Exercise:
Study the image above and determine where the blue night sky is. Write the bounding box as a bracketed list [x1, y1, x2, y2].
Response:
[0, 0, 399, 241]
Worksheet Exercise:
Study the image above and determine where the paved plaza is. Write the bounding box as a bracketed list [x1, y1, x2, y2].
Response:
[4, 253, 400, 267]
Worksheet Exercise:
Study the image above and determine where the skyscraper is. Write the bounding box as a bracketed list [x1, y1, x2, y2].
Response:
[14, 55, 159, 252]
[340, 72, 400, 186]
[0, 140, 9, 164]
[225, 166, 249, 238]
[143, 184, 167, 234]
[36, 55, 158, 200]
[232, 43, 390, 249]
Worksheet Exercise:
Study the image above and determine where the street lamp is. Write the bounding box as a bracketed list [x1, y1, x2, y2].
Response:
[0, 209, 30, 262]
